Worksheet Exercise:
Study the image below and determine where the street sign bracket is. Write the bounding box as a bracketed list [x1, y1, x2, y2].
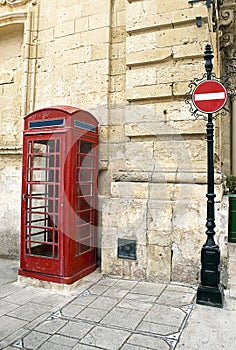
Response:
[185, 73, 235, 120]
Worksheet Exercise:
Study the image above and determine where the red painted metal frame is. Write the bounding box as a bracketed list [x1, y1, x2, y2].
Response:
[18, 106, 99, 284]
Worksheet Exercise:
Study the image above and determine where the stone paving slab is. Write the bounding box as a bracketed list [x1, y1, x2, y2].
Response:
[127, 333, 170, 350]
[57, 320, 94, 340]
[2, 287, 45, 306]
[89, 295, 120, 311]
[117, 297, 153, 312]
[7, 302, 52, 322]
[0, 283, 21, 299]
[102, 286, 130, 299]
[80, 326, 130, 350]
[0, 300, 19, 317]
[21, 331, 50, 349]
[47, 333, 79, 347]
[0, 315, 27, 340]
[0, 259, 236, 350]
[76, 306, 108, 322]
[102, 306, 147, 329]
[122, 292, 157, 304]
[23, 311, 55, 331]
[34, 318, 68, 335]
[131, 281, 166, 297]
[38, 341, 72, 350]
[0, 327, 29, 349]
[61, 301, 86, 317]
[157, 289, 195, 307]
[136, 320, 179, 336]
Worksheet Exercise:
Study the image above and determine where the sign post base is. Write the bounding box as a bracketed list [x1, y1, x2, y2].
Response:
[197, 283, 224, 308]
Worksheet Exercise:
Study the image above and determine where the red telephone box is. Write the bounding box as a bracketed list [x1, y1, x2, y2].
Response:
[18, 106, 99, 284]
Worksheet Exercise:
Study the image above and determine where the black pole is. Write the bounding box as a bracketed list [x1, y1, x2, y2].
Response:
[196, 44, 224, 308]
[205, 44, 216, 247]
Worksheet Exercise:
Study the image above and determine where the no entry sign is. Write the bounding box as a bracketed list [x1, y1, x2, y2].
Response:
[192, 80, 227, 113]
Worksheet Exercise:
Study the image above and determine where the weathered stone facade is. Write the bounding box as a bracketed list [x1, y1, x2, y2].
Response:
[0, 0, 234, 285]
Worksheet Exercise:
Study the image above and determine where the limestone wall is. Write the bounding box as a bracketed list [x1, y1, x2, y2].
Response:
[101, 0, 228, 284]
[0, 6, 26, 257]
[0, 0, 229, 284]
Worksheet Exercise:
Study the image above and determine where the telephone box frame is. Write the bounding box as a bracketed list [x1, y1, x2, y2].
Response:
[18, 106, 99, 284]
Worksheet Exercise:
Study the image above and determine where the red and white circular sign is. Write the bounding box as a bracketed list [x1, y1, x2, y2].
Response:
[192, 80, 227, 113]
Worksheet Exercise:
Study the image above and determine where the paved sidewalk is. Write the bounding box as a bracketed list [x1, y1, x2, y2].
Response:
[175, 293, 236, 350]
[0, 258, 235, 350]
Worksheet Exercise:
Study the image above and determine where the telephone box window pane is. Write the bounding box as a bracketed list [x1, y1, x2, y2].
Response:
[48, 170, 54, 183]
[80, 155, 93, 168]
[79, 184, 92, 196]
[31, 184, 47, 197]
[33, 140, 55, 153]
[48, 155, 55, 168]
[47, 184, 53, 198]
[80, 142, 93, 154]
[56, 140, 60, 152]
[30, 242, 53, 257]
[79, 210, 91, 224]
[55, 185, 59, 198]
[32, 170, 47, 182]
[31, 198, 47, 210]
[31, 212, 48, 227]
[76, 238, 92, 255]
[28, 229, 58, 258]
[53, 215, 58, 226]
[56, 155, 59, 167]
[32, 155, 48, 168]
[80, 169, 93, 182]
[54, 246, 58, 258]
[79, 224, 91, 239]
[56, 170, 59, 183]
[79, 239, 91, 254]
[33, 140, 47, 153]
[76, 197, 91, 211]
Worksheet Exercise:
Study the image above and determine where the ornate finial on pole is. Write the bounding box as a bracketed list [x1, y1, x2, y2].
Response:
[204, 44, 214, 80]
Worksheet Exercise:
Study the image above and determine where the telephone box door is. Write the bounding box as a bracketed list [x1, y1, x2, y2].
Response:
[70, 137, 98, 275]
[20, 134, 64, 276]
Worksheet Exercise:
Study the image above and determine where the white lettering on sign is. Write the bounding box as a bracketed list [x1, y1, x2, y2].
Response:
[195, 92, 225, 101]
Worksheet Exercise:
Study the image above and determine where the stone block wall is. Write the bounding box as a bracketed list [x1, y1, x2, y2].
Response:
[35, 0, 112, 110]
[0, 11, 25, 256]
[0, 0, 229, 284]
[101, 0, 228, 284]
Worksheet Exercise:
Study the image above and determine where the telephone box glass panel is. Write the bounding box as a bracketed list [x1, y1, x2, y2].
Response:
[25, 139, 60, 259]
[76, 140, 96, 256]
